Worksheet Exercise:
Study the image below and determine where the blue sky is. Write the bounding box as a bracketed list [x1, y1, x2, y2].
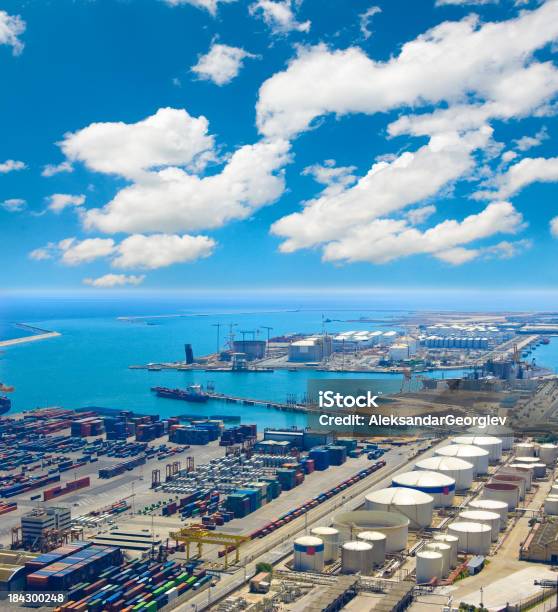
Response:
[1, 0, 558, 291]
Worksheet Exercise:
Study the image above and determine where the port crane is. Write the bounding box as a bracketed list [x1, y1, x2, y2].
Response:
[170, 526, 250, 569]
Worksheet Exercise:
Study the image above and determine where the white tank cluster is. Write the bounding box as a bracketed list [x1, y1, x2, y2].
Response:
[458, 510, 500, 542]
[544, 496, 558, 515]
[310, 527, 339, 562]
[425, 542, 451, 576]
[393, 469, 456, 507]
[514, 442, 535, 457]
[492, 474, 526, 500]
[357, 531, 386, 566]
[414, 457, 473, 491]
[365, 488, 434, 529]
[483, 482, 519, 510]
[468, 499, 508, 526]
[506, 464, 533, 490]
[451, 435, 503, 463]
[416, 551, 443, 584]
[538, 444, 558, 465]
[333, 511, 409, 553]
[467, 424, 514, 450]
[433, 534, 459, 568]
[341, 541, 374, 575]
[435, 444, 489, 475]
[448, 522, 491, 555]
[293, 536, 324, 572]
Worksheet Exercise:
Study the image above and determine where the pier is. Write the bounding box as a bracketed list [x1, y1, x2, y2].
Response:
[203, 390, 311, 413]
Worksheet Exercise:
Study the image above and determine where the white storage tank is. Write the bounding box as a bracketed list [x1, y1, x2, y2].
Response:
[341, 541, 374, 575]
[514, 456, 540, 466]
[433, 534, 459, 568]
[310, 527, 339, 562]
[293, 536, 324, 572]
[416, 551, 443, 584]
[483, 482, 519, 510]
[356, 531, 386, 567]
[506, 464, 533, 490]
[515, 442, 535, 457]
[544, 496, 558, 515]
[468, 499, 508, 527]
[458, 510, 500, 542]
[492, 474, 526, 500]
[333, 511, 409, 553]
[467, 424, 514, 450]
[393, 470, 456, 507]
[532, 463, 547, 479]
[425, 543, 451, 576]
[435, 444, 489, 475]
[364, 488, 434, 529]
[551, 484, 558, 496]
[414, 457, 473, 491]
[448, 522, 491, 555]
[538, 444, 558, 465]
[451, 436, 503, 463]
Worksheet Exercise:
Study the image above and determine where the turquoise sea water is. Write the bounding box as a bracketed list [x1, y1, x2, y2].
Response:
[0, 293, 555, 429]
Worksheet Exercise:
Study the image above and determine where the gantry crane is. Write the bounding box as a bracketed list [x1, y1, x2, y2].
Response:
[170, 526, 250, 569]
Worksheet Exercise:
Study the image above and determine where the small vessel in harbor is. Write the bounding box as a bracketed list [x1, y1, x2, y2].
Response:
[542, 337, 551, 345]
[0, 396, 11, 414]
[151, 385, 208, 403]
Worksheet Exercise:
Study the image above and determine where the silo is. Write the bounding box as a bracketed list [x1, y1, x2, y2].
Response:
[414, 456, 473, 491]
[506, 464, 533, 490]
[532, 463, 547, 479]
[341, 541, 374, 575]
[483, 482, 519, 510]
[451, 436, 503, 463]
[425, 543, 451, 576]
[433, 534, 459, 568]
[364, 488, 434, 529]
[467, 424, 514, 450]
[416, 551, 443, 584]
[492, 474, 526, 500]
[310, 527, 339, 562]
[538, 444, 558, 465]
[458, 510, 500, 542]
[333, 511, 409, 553]
[293, 536, 324, 572]
[448, 522, 491, 555]
[544, 496, 558, 515]
[357, 531, 386, 567]
[514, 442, 535, 457]
[393, 470, 456, 507]
[435, 444, 489, 475]
[468, 499, 508, 527]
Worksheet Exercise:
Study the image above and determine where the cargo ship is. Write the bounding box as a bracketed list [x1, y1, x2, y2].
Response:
[151, 385, 208, 403]
[0, 396, 11, 414]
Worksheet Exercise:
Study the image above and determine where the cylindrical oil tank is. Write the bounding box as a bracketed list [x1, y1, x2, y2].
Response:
[425, 543, 451, 577]
[514, 456, 540, 467]
[310, 527, 339, 562]
[414, 457, 473, 491]
[492, 474, 526, 500]
[357, 531, 386, 567]
[458, 510, 500, 542]
[538, 444, 558, 465]
[364, 488, 434, 529]
[483, 482, 519, 510]
[531, 463, 547, 479]
[507, 464, 533, 490]
[394, 469, 456, 507]
[435, 444, 489, 475]
[293, 536, 324, 572]
[468, 424, 514, 450]
[451, 436, 503, 463]
[448, 522, 491, 555]
[341, 541, 374, 575]
[433, 534, 459, 568]
[544, 496, 558, 515]
[514, 442, 535, 457]
[416, 551, 443, 584]
[551, 484, 558, 496]
[333, 511, 409, 553]
[468, 499, 508, 527]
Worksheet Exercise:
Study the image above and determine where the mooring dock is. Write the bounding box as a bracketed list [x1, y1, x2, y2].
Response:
[203, 391, 310, 413]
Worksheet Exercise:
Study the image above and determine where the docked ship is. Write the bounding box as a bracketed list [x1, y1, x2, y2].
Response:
[0, 396, 11, 414]
[151, 385, 208, 403]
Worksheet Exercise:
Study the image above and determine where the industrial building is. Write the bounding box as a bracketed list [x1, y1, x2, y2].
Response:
[21, 506, 71, 547]
[288, 336, 333, 362]
[420, 336, 489, 349]
[231, 340, 266, 360]
[520, 521, 558, 563]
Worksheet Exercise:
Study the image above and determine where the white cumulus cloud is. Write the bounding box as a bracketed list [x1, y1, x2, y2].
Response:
[83, 274, 145, 288]
[192, 43, 257, 86]
[163, 0, 237, 15]
[1, 198, 26, 212]
[0, 11, 25, 55]
[47, 193, 86, 213]
[359, 6, 381, 40]
[0, 159, 26, 173]
[249, 1, 310, 35]
[59, 108, 215, 179]
[59, 238, 116, 266]
[514, 126, 549, 151]
[551, 216, 558, 237]
[42, 161, 74, 177]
